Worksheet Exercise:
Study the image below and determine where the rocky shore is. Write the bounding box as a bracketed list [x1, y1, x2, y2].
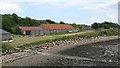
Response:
[2, 36, 119, 66]
[16, 36, 118, 51]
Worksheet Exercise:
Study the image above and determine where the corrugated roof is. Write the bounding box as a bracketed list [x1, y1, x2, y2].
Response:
[19, 26, 42, 30]
[42, 24, 74, 30]
[0, 29, 10, 34]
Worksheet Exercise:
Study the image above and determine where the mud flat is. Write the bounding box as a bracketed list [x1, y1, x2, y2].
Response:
[34, 38, 119, 66]
[2, 36, 120, 66]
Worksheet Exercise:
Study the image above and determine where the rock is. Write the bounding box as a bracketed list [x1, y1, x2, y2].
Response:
[24, 50, 31, 52]
[108, 60, 112, 62]
[15, 48, 20, 50]
[52, 42, 56, 46]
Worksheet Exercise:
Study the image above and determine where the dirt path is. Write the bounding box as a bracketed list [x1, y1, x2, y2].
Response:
[2, 36, 119, 66]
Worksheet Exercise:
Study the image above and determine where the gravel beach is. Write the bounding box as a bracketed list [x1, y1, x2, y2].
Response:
[2, 36, 119, 66]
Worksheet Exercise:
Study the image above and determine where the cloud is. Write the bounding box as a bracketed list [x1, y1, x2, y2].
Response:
[87, 8, 118, 25]
[0, 0, 118, 24]
[57, 0, 118, 8]
[1, 0, 118, 10]
[76, 0, 118, 24]
[0, 0, 66, 3]
[1, 0, 119, 8]
[0, 2, 22, 14]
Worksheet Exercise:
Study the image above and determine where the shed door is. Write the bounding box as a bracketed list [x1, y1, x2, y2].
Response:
[26, 31, 31, 35]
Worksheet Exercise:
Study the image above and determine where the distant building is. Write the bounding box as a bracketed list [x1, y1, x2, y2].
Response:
[19, 24, 78, 35]
[0, 29, 11, 41]
[19, 27, 43, 35]
[41, 24, 77, 34]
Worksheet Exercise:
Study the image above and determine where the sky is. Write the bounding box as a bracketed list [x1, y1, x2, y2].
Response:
[0, 0, 119, 25]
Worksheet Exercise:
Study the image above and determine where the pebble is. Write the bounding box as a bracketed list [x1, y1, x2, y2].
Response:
[109, 60, 112, 62]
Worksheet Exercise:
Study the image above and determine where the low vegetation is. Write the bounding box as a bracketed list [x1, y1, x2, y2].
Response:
[3, 31, 88, 47]
[2, 28, 118, 54]
[1, 43, 15, 54]
[91, 21, 119, 30]
[97, 28, 118, 36]
[7, 35, 57, 47]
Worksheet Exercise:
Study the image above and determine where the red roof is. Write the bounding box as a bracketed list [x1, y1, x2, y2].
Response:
[19, 26, 42, 30]
[42, 24, 74, 30]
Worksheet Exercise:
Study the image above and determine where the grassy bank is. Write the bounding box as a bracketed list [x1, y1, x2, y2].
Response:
[2, 28, 118, 54]
[3, 31, 92, 47]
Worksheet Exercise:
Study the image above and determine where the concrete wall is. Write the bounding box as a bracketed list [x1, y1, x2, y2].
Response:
[2, 34, 11, 41]
[30, 30, 39, 35]
[42, 30, 50, 34]
[20, 29, 78, 35]
[21, 30, 44, 35]
[21, 30, 26, 35]
[39, 30, 44, 35]
[42, 29, 77, 34]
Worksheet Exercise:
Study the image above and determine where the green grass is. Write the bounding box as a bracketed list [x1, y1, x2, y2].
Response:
[2, 29, 118, 53]
[7, 35, 57, 47]
[97, 28, 118, 36]
[4, 29, 117, 47]
[1, 43, 15, 53]
[4, 31, 92, 47]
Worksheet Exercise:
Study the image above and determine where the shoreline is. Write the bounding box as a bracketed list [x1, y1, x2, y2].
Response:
[42, 36, 119, 54]
[2, 36, 119, 65]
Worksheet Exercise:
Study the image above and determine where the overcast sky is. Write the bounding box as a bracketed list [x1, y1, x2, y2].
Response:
[0, 0, 119, 25]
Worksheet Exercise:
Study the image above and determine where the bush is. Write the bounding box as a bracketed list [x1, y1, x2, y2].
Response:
[2, 43, 15, 53]
[97, 28, 118, 36]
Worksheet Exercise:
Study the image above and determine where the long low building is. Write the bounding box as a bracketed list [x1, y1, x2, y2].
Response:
[19, 24, 78, 35]
[41, 24, 77, 34]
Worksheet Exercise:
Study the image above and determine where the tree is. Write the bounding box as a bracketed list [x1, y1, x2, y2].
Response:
[2, 15, 13, 32]
[71, 23, 82, 29]
[12, 13, 18, 23]
[92, 21, 120, 30]
[71, 23, 78, 27]
[60, 21, 65, 24]
[46, 19, 56, 24]
[91, 23, 99, 30]
[26, 17, 31, 24]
